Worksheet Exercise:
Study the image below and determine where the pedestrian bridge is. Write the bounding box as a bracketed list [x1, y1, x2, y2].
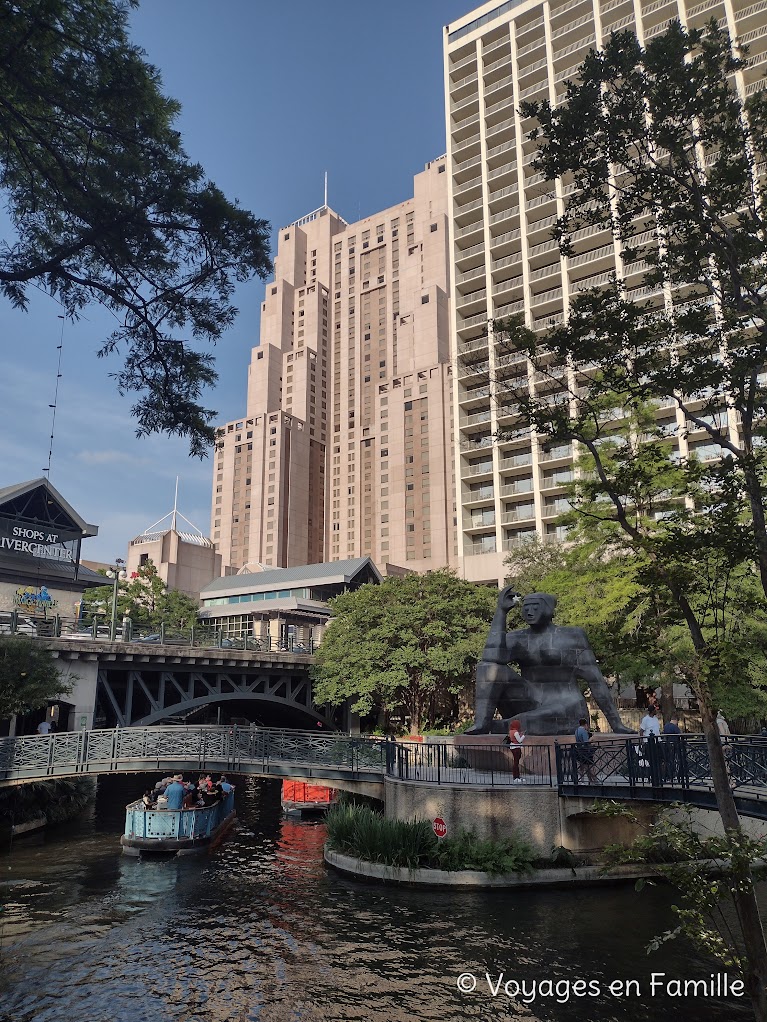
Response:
[3, 729, 767, 820]
[0, 726, 388, 798]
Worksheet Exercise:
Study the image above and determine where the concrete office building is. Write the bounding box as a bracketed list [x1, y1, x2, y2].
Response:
[212, 160, 458, 573]
[126, 501, 222, 600]
[444, 0, 767, 583]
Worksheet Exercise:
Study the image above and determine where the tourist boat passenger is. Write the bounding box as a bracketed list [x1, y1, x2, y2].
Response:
[164, 775, 187, 810]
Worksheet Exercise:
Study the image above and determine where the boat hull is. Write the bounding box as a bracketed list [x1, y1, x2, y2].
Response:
[122, 792, 236, 857]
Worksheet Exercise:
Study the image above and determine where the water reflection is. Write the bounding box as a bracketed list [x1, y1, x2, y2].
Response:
[0, 774, 755, 1021]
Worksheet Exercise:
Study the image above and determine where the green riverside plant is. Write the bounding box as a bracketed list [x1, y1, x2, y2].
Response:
[325, 804, 536, 875]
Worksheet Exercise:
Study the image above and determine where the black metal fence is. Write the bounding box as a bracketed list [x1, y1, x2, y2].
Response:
[385, 740, 556, 787]
[555, 735, 767, 808]
[384, 736, 767, 808]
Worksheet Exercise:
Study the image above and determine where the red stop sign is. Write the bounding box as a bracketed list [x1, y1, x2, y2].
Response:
[433, 817, 447, 839]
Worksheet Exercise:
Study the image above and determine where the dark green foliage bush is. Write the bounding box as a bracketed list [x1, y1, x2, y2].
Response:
[325, 804, 535, 874]
[0, 777, 95, 827]
[433, 830, 535, 876]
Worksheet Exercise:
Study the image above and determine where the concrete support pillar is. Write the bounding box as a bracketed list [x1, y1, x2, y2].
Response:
[57, 659, 99, 731]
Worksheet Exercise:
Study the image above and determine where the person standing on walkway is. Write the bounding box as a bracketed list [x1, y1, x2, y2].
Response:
[716, 710, 731, 737]
[662, 715, 682, 783]
[508, 719, 525, 783]
[574, 718, 597, 784]
[639, 707, 661, 738]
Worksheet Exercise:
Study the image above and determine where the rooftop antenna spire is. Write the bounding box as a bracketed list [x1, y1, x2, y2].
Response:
[43, 315, 65, 479]
[172, 476, 179, 532]
[324, 171, 328, 208]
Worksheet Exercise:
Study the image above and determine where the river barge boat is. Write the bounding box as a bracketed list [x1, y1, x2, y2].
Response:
[121, 791, 236, 856]
[281, 780, 337, 817]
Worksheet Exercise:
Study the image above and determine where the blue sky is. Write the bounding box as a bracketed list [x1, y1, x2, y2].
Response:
[0, 0, 473, 562]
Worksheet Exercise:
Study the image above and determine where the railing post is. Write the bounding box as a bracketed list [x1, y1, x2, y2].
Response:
[680, 735, 690, 790]
[552, 742, 559, 789]
[627, 738, 636, 795]
[648, 735, 662, 789]
[436, 743, 441, 786]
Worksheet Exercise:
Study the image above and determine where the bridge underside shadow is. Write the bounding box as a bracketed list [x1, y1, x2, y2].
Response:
[560, 783, 767, 821]
[96, 665, 336, 730]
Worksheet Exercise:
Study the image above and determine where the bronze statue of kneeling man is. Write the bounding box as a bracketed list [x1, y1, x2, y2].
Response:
[467, 587, 634, 736]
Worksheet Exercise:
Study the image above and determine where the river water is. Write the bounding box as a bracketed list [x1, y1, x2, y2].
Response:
[0, 774, 756, 1022]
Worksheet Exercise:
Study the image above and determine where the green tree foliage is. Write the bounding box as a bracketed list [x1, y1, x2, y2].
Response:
[492, 23, 767, 1012]
[312, 570, 497, 733]
[82, 558, 200, 629]
[505, 529, 767, 722]
[156, 586, 202, 630]
[604, 806, 767, 975]
[0, 777, 95, 827]
[0, 635, 70, 720]
[0, 0, 272, 454]
[508, 20, 767, 597]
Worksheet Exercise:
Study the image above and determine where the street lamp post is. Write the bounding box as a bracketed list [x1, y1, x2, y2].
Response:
[106, 559, 127, 642]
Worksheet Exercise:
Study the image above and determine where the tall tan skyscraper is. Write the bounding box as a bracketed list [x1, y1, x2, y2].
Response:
[212, 159, 457, 572]
[444, 0, 767, 584]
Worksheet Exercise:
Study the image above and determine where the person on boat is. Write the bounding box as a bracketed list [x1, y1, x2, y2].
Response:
[164, 774, 186, 810]
[152, 777, 171, 800]
[182, 786, 198, 809]
[219, 776, 233, 795]
[141, 790, 154, 810]
[200, 786, 220, 808]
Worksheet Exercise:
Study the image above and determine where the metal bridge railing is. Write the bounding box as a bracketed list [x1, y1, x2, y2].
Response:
[5, 729, 767, 808]
[555, 735, 767, 806]
[0, 726, 388, 784]
[1, 612, 318, 654]
[385, 740, 556, 787]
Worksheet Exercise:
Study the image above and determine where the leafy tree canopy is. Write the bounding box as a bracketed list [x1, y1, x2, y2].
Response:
[498, 20, 767, 596]
[312, 570, 497, 733]
[0, 0, 272, 454]
[493, 23, 767, 1001]
[0, 635, 70, 719]
[82, 558, 200, 629]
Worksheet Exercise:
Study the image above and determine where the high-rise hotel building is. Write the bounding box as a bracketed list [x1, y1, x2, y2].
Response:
[444, 0, 767, 584]
[212, 160, 458, 573]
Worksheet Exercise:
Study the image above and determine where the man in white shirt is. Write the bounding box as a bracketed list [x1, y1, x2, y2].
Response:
[36, 720, 51, 735]
[639, 707, 661, 738]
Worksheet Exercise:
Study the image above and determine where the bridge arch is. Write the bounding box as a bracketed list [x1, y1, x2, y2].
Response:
[134, 691, 334, 728]
[96, 664, 335, 729]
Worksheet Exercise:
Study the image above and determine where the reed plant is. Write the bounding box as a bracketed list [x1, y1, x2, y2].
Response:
[325, 804, 536, 874]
